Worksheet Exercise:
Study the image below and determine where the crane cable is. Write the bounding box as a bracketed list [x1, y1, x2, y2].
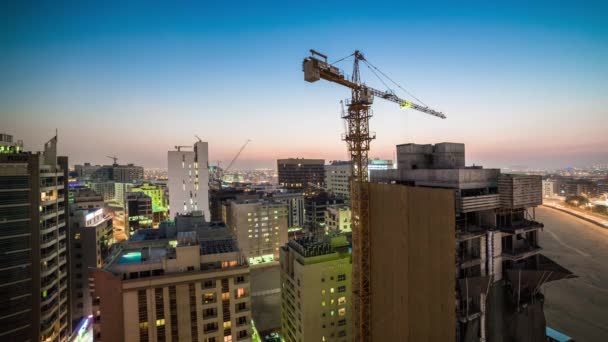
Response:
[330, 53, 355, 65]
[363, 58, 429, 107]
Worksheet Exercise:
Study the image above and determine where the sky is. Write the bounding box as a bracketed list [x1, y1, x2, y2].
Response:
[1, 0, 607, 170]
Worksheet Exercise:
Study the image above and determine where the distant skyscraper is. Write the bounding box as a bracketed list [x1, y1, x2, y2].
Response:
[280, 235, 352, 342]
[0, 135, 71, 341]
[168, 141, 210, 220]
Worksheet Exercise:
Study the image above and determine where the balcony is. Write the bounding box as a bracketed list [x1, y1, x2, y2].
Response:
[459, 194, 500, 213]
[498, 219, 543, 235]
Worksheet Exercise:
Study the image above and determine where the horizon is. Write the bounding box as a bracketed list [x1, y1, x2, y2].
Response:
[2, 1, 607, 170]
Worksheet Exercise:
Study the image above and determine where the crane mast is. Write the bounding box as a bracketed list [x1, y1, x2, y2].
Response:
[303, 49, 445, 342]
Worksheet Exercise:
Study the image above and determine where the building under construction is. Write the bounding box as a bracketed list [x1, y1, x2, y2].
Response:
[371, 142, 574, 341]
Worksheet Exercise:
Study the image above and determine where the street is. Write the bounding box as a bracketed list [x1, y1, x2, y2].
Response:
[537, 206, 608, 342]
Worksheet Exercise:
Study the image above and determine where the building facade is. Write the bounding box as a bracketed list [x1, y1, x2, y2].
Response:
[280, 235, 352, 342]
[91, 233, 252, 342]
[228, 199, 289, 264]
[0, 135, 71, 341]
[132, 182, 169, 226]
[270, 192, 305, 228]
[277, 158, 325, 191]
[324, 205, 351, 234]
[126, 192, 153, 234]
[168, 141, 210, 220]
[304, 193, 344, 234]
[69, 208, 113, 327]
[324, 161, 351, 199]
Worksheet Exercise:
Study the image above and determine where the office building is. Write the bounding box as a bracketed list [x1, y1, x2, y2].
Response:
[228, 198, 289, 264]
[324, 161, 351, 199]
[371, 142, 573, 341]
[89, 181, 115, 202]
[324, 204, 351, 234]
[126, 192, 153, 234]
[209, 188, 245, 222]
[168, 141, 210, 221]
[280, 235, 352, 342]
[90, 230, 252, 342]
[71, 187, 104, 210]
[0, 135, 71, 341]
[270, 192, 305, 228]
[69, 208, 113, 327]
[74, 163, 143, 183]
[367, 158, 394, 172]
[111, 164, 144, 183]
[0, 133, 23, 153]
[277, 158, 324, 191]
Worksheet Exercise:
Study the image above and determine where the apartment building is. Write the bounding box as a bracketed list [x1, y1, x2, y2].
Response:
[277, 158, 324, 192]
[280, 235, 352, 342]
[270, 192, 305, 228]
[0, 135, 71, 341]
[91, 231, 252, 342]
[324, 161, 351, 199]
[324, 204, 351, 234]
[168, 141, 211, 220]
[228, 199, 289, 264]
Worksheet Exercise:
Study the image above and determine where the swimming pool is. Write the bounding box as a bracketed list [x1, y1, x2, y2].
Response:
[118, 251, 142, 264]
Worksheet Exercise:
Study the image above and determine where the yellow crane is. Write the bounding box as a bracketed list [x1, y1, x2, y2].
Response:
[303, 49, 446, 341]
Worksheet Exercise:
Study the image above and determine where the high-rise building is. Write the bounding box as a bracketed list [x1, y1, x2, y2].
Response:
[277, 158, 325, 191]
[371, 142, 574, 341]
[324, 161, 351, 199]
[111, 164, 144, 183]
[114, 182, 134, 205]
[324, 204, 351, 234]
[90, 230, 252, 342]
[168, 141, 210, 221]
[0, 135, 71, 341]
[74, 163, 143, 183]
[71, 186, 104, 210]
[270, 192, 305, 228]
[69, 207, 113, 327]
[280, 235, 352, 342]
[228, 198, 289, 264]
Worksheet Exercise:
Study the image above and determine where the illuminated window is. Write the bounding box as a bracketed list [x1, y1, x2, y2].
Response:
[156, 319, 165, 326]
[74, 233, 81, 240]
[236, 288, 246, 298]
[338, 296, 346, 305]
[330, 299, 334, 305]
[330, 310, 335, 316]
[330, 287, 335, 293]
[339, 308, 346, 316]
[321, 301, 326, 307]
[223, 321, 231, 329]
[221, 292, 230, 301]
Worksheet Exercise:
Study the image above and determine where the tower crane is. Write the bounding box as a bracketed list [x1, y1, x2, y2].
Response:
[303, 49, 446, 341]
[106, 155, 118, 165]
[218, 139, 251, 185]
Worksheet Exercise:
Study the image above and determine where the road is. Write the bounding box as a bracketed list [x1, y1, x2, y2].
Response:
[537, 206, 608, 342]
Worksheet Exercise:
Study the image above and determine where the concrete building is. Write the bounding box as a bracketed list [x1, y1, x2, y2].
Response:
[74, 163, 143, 183]
[0, 133, 23, 153]
[126, 192, 153, 234]
[277, 158, 324, 191]
[324, 161, 351, 199]
[280, 235, 352, 342]
[0, 135, 71, 341]
[71, 187, 104, 210]
[90, 230, 252, 342]
[228, 199, 289, 264]
[168, 141, 210, 221]
[270, 192, 305, 228]
[69, 208, 113, 327]
[114, 182, 134, 205]
[542, 179, 559, 198]
[371, 142, 573, 341]
[324, 204, 351, 234]
[209, 188, 245, 222]
[89, 181, 115, 201]
[111, 163, 144, 183]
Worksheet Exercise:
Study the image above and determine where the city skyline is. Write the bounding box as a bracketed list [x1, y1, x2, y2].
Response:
[2, 1, 607, 169]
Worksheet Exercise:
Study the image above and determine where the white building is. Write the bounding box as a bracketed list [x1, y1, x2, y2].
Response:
[542, 179, 558, 198]
[168, 141, 210, 221]
[324, 161, 351, 199]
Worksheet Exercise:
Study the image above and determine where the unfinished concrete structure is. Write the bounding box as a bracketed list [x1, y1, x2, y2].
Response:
[368, 183, 455, 341]
[371, 142, 573, 342]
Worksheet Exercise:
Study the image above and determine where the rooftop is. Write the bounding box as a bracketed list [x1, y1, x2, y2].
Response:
[200, 238, 239, 255]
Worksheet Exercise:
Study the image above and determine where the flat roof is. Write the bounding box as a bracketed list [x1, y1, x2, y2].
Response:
[200, 239, 238, 255]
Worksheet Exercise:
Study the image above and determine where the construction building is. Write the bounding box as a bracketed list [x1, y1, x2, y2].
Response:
[74, 162, 143, 183]
[0, 135, 71, 341]
[69, 207, 113, 328]
[168, 141, 211, 220]
[371, 142, 574, 341]
[277, 158, 324, 192]
[70, 186, 104, 210]
[227, 198, 289, 265]
[280, 235, 352, 342]
[324, 204, 351, 234]
[90, 227, 252, 342]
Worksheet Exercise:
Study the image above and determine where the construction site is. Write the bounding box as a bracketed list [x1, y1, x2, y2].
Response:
[301, 50, 574, 342]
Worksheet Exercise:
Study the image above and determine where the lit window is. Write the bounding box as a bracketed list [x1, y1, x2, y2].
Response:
[330, 310, 335, 316]
[223, 321, 231, 329]
[156, 319, 165, 326]
[74, 233, 81, 240]
[330, 287, 334, 293]
[339, 308, 346, 316]
[321, 301, 326, 307]
[338, 296, 346, 305]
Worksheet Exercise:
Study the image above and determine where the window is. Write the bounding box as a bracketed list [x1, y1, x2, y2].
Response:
[339, 308, 346, 316]
[330, 287, 334, 293]
[338, 286, 346, 293]
[337, 274, 346, 281]
[338, 296, 346, 305]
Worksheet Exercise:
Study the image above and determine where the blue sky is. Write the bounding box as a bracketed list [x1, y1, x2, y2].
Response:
[1, 1, 607, 169]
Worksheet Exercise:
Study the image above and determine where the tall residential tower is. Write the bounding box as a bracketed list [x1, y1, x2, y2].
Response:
[168, 141, 210, 221]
